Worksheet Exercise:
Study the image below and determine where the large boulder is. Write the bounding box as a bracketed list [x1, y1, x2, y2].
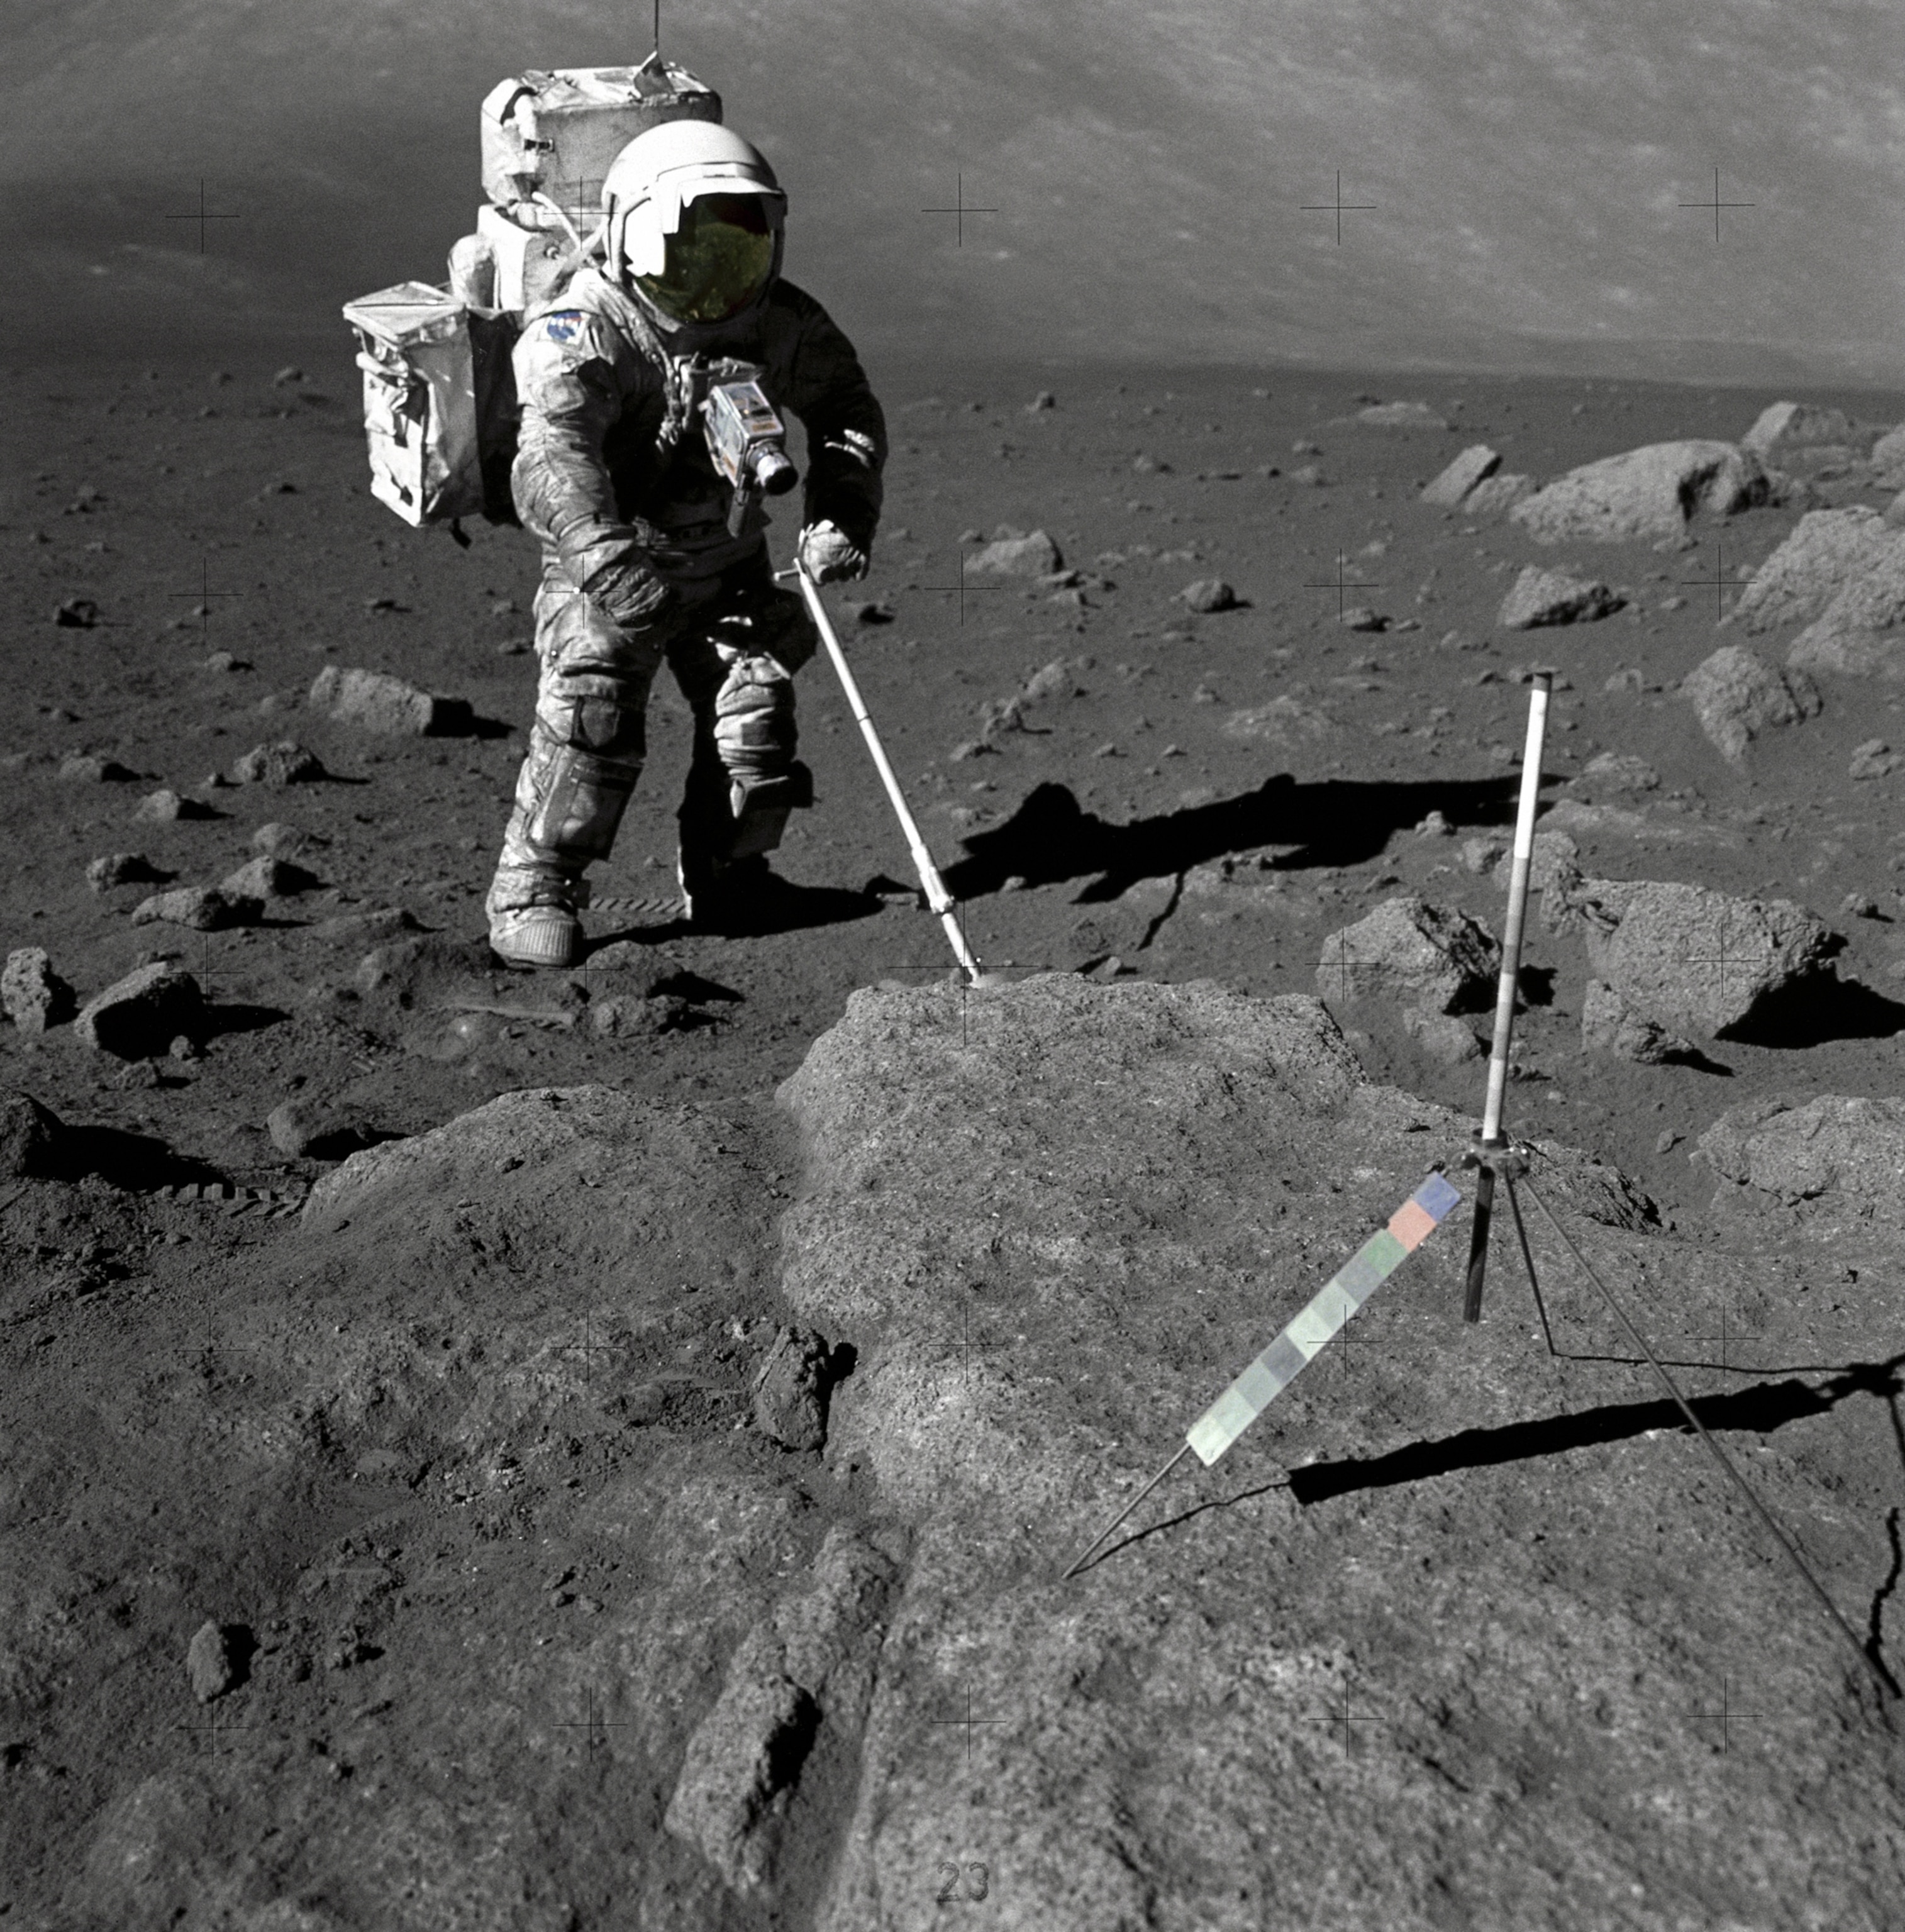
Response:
[1547, 872, 1837, 1038]
[1680, 645, 1820, 761]
[1697, 1094, 1905, 1224]
[309, 665, 474, 738]
[1508, 440, 1768, 544]
[1316, 896, 1499, 1015]
[1739, 402, 1878, 462]
[1730, 506, 1902, 634]
[130, 885, 264, 930]
[72, 962, 203, 1057]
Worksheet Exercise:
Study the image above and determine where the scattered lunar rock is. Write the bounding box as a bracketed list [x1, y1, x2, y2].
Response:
[3, 949, 77, 1033]
[665, 1528, 896, 1893]
[964, 530, 1062, 577]
[1680, 645, 1821, 762]
[134, 788, 204, 822]
[73, 962, 203, 1058]
[1222, 695, 1335, 743]
[1849, 738, 1902, 779]
[1789, 626, 1905, 680]
[267, 1097, 371, 1160]
[308, 665, 474, 737]
[1740, 402, 1877, 462]
[751, 1325, 835, 1451]
[253, 821, 330, 860]
[232, 740, 326, 787]
[1337, 606, 1387, 630]
[1316, 896, 1499, 1014]
[87, 853, 170, 891]
[1580, 979, 1694, 1063]
[186, 1621, 238, 1702]
[1509, 440, 1769, 543]
[1696, 1094, 1905, 1224]
[591, 994, 694, 1037]
[1419, 443, 1501, 506]
[57, 752, 135, 782]
[53, 597, 101, 628]
[1461, 472, 1536, 517]
[307, 906, 421, 946]
[355, 933, 493, 1001]
[1732, 507, 1901, 632]
[1401, 1007, 1483, 1063]
[0, 1091, 64, 1177]
[1571, 751, 1660, 794]
[220, 853, 318, 899]
[1875, 426, 1905, 487]
[1179, 578, 1238, 613]
[1356, 400, 1449, 430]
[1546, 870, 1837, 1038]
[1496, 565, 1625, 630]
[130, 885, 264, 931]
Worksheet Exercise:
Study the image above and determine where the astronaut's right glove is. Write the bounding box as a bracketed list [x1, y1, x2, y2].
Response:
[582, 553, 678, 632]
[797, 519, 869, 586]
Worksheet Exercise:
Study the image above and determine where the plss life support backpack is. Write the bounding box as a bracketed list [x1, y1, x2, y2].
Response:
[341, 55, 721, 545]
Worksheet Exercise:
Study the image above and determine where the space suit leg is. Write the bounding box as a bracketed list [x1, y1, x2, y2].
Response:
[669, 572, 818, 921]
[486, 572, 667, 966]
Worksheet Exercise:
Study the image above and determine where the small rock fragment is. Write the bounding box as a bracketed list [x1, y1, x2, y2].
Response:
[233, 741, 326, 787]
[1849, 738, 1901, 780]
[266, 1097, 370, 1160]
[1338, 606, 1388, 631]
[1580, 979, 1694, 1063]
[220, 853, 318, 899]
[87, 853, 170, 892]
[1574, 751, 1660, 794]
[53, 598, 101, 628]
[252, 821, 328, 858]
[134, 789, 195, 821]
[1179, 578, 1238, 613]
[3, 949, 77, 1033]
[186, 1620, 238, 1702]
[1681, 646, 1821, 762]
[1357, 400, 1449, 430]
[58, 752, 135, 782]
[1401, 1008, 1484, 1063]
[752, 1325, 835, 1451]
[0, 1091, 64, 1177]
[130, 886, 263, 930]
[1496, 565, 1624, 630]
[964, 531, 1062, 577]
[1419, 443, 1502, 507]
[308, 665, 474, 737]
[306, 906, 421, 946]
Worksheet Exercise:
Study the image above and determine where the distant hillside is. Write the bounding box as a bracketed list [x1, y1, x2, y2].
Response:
[1, 0, 1899, 384]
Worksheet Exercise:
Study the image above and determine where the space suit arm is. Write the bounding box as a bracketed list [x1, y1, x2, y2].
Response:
[510, 311, 670, 615]
[779, 289, 887, 557]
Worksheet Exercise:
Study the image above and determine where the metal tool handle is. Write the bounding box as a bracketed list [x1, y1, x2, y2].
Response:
[777, 560, 983, 983]
[1463, 671, 1552, 1323]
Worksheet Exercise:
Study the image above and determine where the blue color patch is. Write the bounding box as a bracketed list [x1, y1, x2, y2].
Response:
[543, 312, 583, 343]
[1415, 1171, 1462, 1221]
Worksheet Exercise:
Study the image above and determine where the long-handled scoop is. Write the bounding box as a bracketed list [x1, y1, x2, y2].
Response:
[777, 560, 984, 984]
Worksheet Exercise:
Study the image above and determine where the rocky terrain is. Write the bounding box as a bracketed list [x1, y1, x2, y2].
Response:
[4, 353, 1905, 1928]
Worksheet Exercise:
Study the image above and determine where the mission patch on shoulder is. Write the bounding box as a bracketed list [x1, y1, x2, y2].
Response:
[542, 312, 584, 344]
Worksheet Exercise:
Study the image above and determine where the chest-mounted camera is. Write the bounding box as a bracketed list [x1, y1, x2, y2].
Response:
[701, 376, 798, 535]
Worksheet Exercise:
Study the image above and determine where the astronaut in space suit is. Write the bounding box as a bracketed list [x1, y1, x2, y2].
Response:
[486, 118, 886, 968]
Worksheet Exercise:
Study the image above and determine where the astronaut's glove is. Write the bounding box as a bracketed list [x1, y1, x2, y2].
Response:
[797, 520, 869, 586]
[583, 553, 678, 632]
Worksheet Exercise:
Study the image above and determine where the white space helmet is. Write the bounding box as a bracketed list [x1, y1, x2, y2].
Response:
[601, 120, 787, 330]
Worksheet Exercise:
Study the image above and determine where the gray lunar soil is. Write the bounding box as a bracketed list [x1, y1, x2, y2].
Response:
[4, 355, 1905, 1929]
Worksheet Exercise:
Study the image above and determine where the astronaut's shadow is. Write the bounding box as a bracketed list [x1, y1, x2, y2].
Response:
[592, 880, 882, 943]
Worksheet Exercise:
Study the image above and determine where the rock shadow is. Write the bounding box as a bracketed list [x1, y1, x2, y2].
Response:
[1725, 974, 1905, 1049]
[43, 1124, 221, 1192]
[943, 775, 1529, 901]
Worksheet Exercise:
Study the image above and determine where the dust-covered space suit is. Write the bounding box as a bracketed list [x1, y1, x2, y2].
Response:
[486, 119, 886, 967]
